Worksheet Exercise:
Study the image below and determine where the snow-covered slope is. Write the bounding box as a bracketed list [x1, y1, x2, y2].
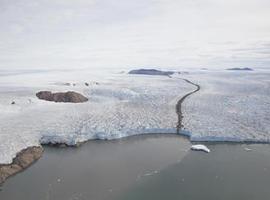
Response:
[0, 69, 192, 164]
[182, 70, 270, 142]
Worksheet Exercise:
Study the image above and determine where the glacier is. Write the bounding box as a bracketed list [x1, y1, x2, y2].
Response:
[0, 68, 270, 164]
[0, 69, 192, 164]
[181, 69, 270, 142]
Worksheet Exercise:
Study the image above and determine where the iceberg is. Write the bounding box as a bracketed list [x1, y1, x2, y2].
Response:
[191, 144, 210, 153]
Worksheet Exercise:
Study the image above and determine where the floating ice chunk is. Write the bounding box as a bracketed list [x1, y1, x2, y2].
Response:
[191, 144, 210, 153]
[244, 147, 252, 151]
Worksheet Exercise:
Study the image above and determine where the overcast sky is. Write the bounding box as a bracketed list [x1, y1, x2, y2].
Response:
[0, 0, 270, 70]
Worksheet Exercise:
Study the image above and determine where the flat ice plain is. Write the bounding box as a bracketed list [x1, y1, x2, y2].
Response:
[0, 68, 269, 164]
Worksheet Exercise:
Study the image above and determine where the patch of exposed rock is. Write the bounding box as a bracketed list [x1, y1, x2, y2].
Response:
[226, 67, 253, 71]
[128, 69, 174, 76]
[0, 146, 43, 185]
[36, 91, 88, 103]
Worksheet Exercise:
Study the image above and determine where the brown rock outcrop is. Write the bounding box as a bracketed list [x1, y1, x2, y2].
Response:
[0, 146, 43, 185]
[36, 91, 88, 103]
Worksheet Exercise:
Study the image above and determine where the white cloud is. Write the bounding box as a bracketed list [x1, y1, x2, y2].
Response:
[0, 0, 269, 69]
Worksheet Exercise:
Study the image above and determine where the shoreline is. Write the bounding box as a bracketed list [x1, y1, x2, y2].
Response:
[0, 134, 191, 199]
[1, 135, 270, 199]
[0, 77, 268, 186]
[0, 146, 43, 185]
[1, 133, 270, 186]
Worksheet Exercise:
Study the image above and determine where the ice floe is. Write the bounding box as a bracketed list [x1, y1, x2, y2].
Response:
[191, 144, 210, 153]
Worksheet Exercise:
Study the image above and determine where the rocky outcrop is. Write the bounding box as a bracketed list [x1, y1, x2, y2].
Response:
[226, 67, 253, 71]
[0, 146, 43, 185]
[128, 69, 174, 76]
[36, 91, 88, 103]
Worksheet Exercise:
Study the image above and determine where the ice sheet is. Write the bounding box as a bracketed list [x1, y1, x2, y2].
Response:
[0, 69, 192, 164]
[1, 68, 269, 164]
[182, 70, 270, 142]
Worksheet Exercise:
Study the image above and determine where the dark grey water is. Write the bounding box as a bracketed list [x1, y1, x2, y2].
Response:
[116, 143, 270, 200]
[0, 134, 190, 200]
[1, 135, 270, 200]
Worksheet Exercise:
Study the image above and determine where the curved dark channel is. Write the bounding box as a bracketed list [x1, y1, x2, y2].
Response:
[176, 78, 200, 134]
